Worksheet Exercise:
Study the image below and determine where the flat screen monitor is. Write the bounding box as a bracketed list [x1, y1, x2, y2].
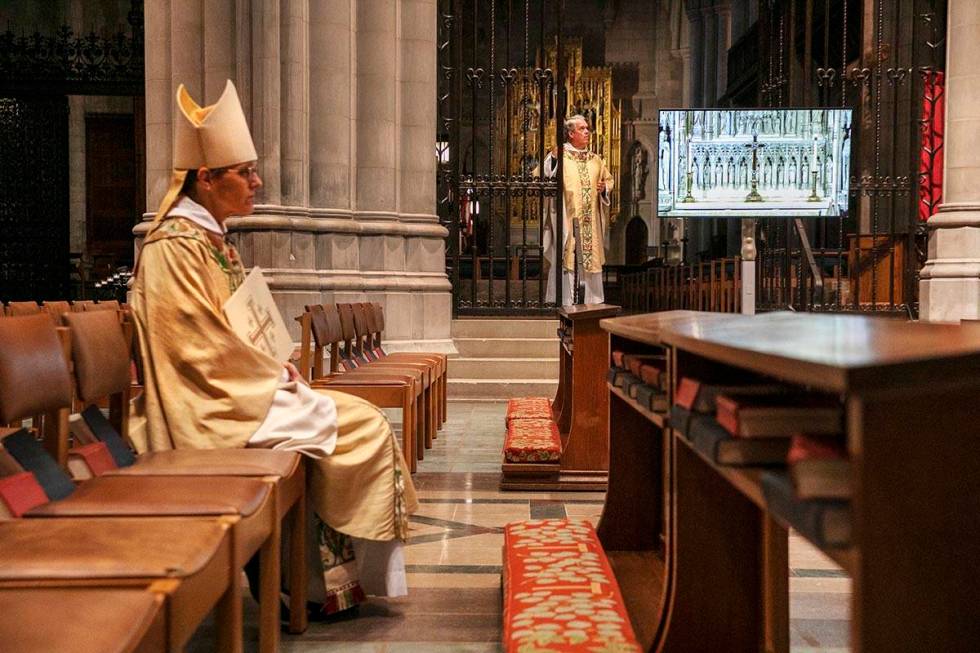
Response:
[657, 108, 852, 218]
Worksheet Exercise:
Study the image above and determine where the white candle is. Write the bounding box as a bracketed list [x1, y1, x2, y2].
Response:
[812, 136, 819, 169]
[687, 140, 692, 167]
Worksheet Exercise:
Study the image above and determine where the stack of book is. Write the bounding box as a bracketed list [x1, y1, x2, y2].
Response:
[786, 434, 851, 500]
[608, 350, 668, 413]
[668, 376, 852, 547]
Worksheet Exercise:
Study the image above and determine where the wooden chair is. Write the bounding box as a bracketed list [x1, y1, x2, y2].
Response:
[338, 303, 437, 451]
[296, 306, 422, 471]
[354, 302, 446, 431]
[0, 314, 275, 652]
[321, 304, 431, 460]
[41, 300, 72, 326]
[0, 313, 71, 464]
[0, 517, 239, 652]
[71, 300, 95, 312]
[0, 587, 167, 653]
[62, 307, 310, 642]
[4, 301, 40, 317]
[85, 299, 120, 311]
[363, 302, 448, 429]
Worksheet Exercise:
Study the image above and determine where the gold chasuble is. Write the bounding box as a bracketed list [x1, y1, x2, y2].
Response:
[560, 146, 614, 273]
[130, 217, 281, 453]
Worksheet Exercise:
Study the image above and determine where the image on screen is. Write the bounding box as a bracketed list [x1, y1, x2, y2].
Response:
[657, 108, 852, 218]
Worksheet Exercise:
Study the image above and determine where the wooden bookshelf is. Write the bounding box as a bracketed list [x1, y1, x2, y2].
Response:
[598, 310, 980, 653]
[607, 382, 666, 428]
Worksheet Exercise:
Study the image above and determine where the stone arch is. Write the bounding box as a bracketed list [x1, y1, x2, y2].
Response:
[624, 216, 649, 265]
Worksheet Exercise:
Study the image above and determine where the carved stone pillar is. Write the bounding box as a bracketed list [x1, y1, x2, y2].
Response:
[686, 9, 705, 107]
[138, 0, 452, 349]
[715, 3, 731, 100]
[919, 0, 980, 322]
[701, 7, 718, 105]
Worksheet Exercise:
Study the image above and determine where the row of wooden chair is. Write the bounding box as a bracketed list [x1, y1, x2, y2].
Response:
[295, 302, 448, 473]
[0, 310, 307, 652]
[2, 299, 121, 323]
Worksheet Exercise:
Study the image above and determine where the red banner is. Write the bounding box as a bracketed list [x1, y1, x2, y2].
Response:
[919, 71, 944, 221]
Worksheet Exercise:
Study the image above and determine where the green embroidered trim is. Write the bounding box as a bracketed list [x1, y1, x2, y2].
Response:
[146, 218, 244, 294]
[572, 154, 595, 270]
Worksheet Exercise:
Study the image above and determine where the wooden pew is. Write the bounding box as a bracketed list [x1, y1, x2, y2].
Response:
[596, 310, 980, 652]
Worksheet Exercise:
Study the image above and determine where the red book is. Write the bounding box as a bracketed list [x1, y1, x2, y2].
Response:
[0, 472, 49, 517]
[788, 435, 851, 499]
[715, 393, 842, 438]
[787, 434, 847, 465]
[639, 364, 661, 386]
[67, 442, 118, 480]
[674, 378, 701, 410]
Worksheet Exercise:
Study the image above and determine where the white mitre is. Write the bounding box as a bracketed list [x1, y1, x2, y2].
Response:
[153, 80, 257, 221]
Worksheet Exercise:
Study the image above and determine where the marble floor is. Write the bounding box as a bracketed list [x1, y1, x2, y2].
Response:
[198, 400, 851, 651]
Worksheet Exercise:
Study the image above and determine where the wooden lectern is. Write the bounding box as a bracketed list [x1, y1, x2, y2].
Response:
[501, 303, 620, 491]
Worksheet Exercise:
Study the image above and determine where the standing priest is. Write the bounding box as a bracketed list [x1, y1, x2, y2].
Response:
[129, 80, 417, 618]
[542, 114, 615, 305]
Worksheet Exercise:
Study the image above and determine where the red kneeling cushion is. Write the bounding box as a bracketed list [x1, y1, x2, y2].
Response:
[506, 397, 553, 426]
[503, 519, 640, 652]
[504, 419, 561, 463]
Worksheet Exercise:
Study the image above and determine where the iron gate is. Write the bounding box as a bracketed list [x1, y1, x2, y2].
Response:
[0, 0, 144, 302]
[0, 96, 70, 301]
[750, 0, 946, 316]
[438, 0, 569, 316]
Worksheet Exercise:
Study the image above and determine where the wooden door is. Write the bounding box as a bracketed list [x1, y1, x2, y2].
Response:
[85, 113, 139, 266]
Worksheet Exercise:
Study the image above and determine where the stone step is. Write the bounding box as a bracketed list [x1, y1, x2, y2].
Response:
[447, 378, 559, 400]
[451, 318, 559, 340]
[453, 336, 557, 359]
[449, 356, 560, 379]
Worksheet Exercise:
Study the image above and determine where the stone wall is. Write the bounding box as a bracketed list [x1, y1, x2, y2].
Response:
[139, 0, 452, 349]
[603, 0, 686, 264]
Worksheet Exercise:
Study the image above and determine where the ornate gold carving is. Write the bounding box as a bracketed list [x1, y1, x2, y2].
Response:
[497, 39, 621, 224]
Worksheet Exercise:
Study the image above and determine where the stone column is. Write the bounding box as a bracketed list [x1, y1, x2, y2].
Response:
[253, 0, 281, 205]
[139, 0, 453, 350]
[701, 7, 718, 106]
[715, 3, 731, 100]
[919, 0, 980, 322]
[280, 0, 309, 207]
[309, 0, 353, 210]
[394, 0, 451, 344]
[356, 0, 397, 216]
[686, 9, 704, 107]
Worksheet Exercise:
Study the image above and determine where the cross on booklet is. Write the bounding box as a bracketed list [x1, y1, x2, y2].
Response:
[222, 266, 294, 363]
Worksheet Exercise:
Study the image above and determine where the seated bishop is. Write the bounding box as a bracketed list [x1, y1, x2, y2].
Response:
[129, 79, 417, 617]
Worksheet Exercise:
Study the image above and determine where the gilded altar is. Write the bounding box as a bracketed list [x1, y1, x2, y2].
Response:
[496, 39, 621, 225]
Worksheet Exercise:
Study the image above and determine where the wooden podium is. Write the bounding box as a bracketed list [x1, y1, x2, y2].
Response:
[501, 303, 620, 491]
[553, 304, 621, 490]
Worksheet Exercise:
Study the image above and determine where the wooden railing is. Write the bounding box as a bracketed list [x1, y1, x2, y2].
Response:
[618, 258, 742, 314]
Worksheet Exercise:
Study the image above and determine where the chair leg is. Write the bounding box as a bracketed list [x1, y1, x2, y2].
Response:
[258, 520, 282, 653]
[424, 384, 434, 450]
[287, 493, 308, 634]
[215, 568, 244, 653]
[441, 368, 448, 425]
[403, 390, 417, 473]
[416, 391, 426, 462]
